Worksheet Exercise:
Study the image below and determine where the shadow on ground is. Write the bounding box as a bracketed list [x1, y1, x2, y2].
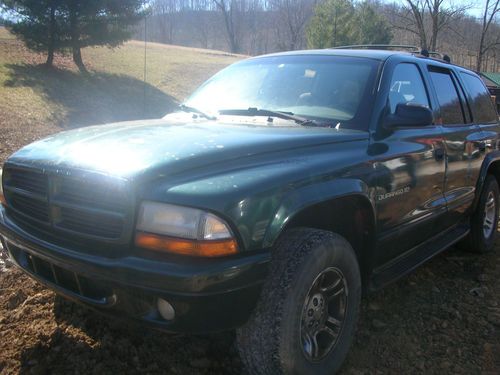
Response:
[17, 296, 240, 374]
[4, 63, 177, 128]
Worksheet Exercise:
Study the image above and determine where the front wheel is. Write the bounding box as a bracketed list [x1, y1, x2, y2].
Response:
[237, 228, 361, 375]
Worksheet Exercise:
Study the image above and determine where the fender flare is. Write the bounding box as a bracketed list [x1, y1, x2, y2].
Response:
[473, 150, 500, 211]
[262, 178, 376, 248]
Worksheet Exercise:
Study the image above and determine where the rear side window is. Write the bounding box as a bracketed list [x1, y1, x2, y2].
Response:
[389, 63, 430, 114]
[428, 69, 465, 125]
[460, 72, 497, 123]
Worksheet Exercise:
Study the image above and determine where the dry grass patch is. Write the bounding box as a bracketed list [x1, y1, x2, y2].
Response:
[0, 26, 242, 165]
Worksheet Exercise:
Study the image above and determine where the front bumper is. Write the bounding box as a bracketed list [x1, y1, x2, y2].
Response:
[0, 206, 270, 333]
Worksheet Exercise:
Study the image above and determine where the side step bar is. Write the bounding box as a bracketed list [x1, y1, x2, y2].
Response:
[369, 224, 469, 291]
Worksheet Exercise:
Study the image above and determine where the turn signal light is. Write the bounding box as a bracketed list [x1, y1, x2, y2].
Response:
[135, 232, 238, 257]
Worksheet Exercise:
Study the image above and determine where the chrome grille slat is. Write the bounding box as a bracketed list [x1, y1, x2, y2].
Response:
[3, 166, 129, 242]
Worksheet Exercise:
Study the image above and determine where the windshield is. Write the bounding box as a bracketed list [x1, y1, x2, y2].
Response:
[184, 54, 380, 130]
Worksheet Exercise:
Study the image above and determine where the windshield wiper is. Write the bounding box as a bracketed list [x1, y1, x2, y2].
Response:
[179, 104, 216, 120]
[218, 107, 319, 126]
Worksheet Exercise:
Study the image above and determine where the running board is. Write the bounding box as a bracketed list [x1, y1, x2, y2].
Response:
[369, 224, 469, 291]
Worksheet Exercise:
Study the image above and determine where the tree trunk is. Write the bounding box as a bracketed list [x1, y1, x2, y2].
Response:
[45, 4, 56, 67]
[214, 0, 239, 53]
[72, 47, 87, 72]
[69, 6, 87, 73]
[430, 0, 439, 51]
[46, 47, 54, 67]
[406, 1, 428, 50]
[224, 9, 238, 53]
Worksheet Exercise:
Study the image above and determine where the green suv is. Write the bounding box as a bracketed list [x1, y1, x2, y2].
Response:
[1, 48, 499, 374]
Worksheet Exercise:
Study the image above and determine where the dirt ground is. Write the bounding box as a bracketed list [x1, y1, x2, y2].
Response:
[1, 237, 500, 375]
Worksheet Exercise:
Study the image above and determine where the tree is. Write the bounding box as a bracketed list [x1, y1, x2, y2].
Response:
[61, 0, 146, 72]
[306, 0, 356, 48]
[271, 0, 316, 51]
[477, 0, 500, 72]
[152, 0, 178, 44]
[306, 0, 391, 49]
[213, 0, 241, 53]
[1, 0, 63, 67]
[353, 1, 392, 44]
[1, 0, 146, 71]
[395, 0, 469, 51]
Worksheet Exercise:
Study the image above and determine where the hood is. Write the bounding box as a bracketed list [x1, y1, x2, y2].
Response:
[7, 118, 367, 179]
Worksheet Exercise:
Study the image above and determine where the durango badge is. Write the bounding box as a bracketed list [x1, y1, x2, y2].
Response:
[377, 186, 411, 201]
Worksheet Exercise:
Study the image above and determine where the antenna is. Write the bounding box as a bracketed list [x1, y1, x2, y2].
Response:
[143, 14, 147, 117]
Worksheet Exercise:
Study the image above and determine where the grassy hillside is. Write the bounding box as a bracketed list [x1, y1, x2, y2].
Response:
[0, 26, 242, 164]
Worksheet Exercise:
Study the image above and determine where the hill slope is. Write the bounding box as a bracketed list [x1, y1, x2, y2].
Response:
[0, 26, 242, 164]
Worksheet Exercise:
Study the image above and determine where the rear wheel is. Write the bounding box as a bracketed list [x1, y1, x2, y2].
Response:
[236, 228, 361, 375]
[461, 175, 499, 253]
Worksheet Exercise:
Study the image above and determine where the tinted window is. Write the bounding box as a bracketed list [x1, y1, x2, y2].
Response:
[460, 72, 498, 123]
[429, 70, 465, 125]
[389, 63, 430, 114]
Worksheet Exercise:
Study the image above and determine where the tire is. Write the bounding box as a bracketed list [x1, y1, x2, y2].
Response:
[461, 174, 499, 253]
[237, 228, 361, 375]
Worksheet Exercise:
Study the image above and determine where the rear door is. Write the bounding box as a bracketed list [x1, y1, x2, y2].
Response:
[459, 71, 500, 157]
[426, 66, 485, 227]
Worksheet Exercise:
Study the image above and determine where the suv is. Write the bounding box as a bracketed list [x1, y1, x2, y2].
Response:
[1, 49, 499, 374]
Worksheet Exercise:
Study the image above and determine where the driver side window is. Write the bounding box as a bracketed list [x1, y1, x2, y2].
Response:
[389, 64, 430, 114]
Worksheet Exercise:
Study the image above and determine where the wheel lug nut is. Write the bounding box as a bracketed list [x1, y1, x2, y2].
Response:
[308, 309, 314, 316]
[313, 298, 318, 306]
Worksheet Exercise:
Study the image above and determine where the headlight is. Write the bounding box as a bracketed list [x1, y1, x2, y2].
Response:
[135, 201, 237, 257]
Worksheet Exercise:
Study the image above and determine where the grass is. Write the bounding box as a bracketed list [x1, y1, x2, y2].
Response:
[0, 26, 243, 164]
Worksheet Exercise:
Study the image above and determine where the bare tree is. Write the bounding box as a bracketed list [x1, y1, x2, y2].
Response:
[477, 0, 500, 71]
[271, 0, 316, 51]
[152, 0, 179, 44]
[139, 0, 500, 69]
[213, 0, 241, 53]
[394, 0, 469, 51]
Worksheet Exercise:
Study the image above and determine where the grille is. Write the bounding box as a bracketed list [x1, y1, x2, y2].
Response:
[3, 166, 131, 242]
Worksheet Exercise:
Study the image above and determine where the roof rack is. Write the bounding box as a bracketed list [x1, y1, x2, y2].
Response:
[331, 44, 451, 64]
[420, 49, 451, 63]
[332, 44, 420, 52]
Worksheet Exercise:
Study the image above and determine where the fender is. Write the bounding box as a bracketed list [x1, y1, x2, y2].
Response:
[262, 178, 376, 248]
[473, 150, 500, 211]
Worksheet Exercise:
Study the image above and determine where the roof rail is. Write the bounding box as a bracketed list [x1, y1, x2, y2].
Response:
[420, 49, 451, 63]
[331, 44, 452, 64]
[332, 44, 420, 52]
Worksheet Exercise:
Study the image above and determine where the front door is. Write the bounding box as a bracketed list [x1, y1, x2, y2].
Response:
[373, 62, 447, 265]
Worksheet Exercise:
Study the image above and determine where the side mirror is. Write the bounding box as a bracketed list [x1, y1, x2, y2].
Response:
[384, 103, 433, 128]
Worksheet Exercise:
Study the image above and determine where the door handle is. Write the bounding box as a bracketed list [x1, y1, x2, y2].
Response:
[434, 148, 445, 161]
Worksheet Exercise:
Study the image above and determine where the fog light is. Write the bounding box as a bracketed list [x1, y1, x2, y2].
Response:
[157, 298, 175, 321]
